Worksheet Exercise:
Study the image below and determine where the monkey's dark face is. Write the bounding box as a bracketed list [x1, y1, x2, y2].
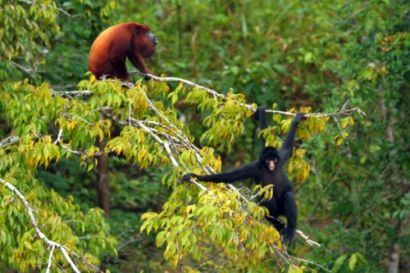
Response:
[260, 147, 280, 172]
[147, 32, 158, 46]
[265, 157, 278, 171]
[133, 30, 158, 58]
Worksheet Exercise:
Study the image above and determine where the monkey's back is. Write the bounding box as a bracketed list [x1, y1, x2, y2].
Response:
[88, 23, 135, 78]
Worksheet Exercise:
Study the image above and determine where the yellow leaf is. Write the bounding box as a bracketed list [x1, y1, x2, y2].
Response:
[281, 119, 292, 133]
[288, 265, 304, 273]
[334, 135, 344, 146]
[299, 106, 311, 113]
[341, 117, 354, 129]
[141, 212, 158, 220]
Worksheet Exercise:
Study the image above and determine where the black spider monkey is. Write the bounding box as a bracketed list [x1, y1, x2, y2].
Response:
[181, 107, 305, 245]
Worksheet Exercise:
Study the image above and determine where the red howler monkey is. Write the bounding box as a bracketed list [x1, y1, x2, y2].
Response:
[88, 22, 158, 80]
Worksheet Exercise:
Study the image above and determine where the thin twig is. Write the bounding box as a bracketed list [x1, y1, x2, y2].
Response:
[265, 107, 365, 117]
[295, 230, 321, 247]
[53, 129, 101, 156]
[291, 256, 331, 272]
[136, 120, 179, 168]
[45, 245, 55, 273]
[53, 129, 63, 144]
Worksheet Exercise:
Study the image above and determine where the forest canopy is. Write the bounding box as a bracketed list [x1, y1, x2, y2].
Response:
[0, 1, 409, 273]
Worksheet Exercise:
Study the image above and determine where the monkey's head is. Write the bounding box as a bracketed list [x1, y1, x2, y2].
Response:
[260, 147, 279, 172]
[132, 23, 158, 58]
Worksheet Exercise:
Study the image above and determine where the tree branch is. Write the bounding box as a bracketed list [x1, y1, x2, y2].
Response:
[45, 245, 55, 273]
[11, 61, 35, 77]
[53, 90, 93, 97]
[141, 73, 365, 117]
[0, 136, 19, 148]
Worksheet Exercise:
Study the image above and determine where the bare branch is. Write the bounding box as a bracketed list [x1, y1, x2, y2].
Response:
[53, 128, 101, 156]
[141, 73, 365, 118]
[295, 230, 321, 247]
[11, 61, 36, 77]
[53, 90, 93, 97]
[0, 136, 19, 148]
[139, 88, 190, 140]
[1, 132, 99, 157]
[53, 129, 63, 144]
[265, 107, 366, 117]
[143, 73, 254, 111]
[136, 119, 180, 168]
[55, 74, 364, 120]
[45, 245, 55, 273]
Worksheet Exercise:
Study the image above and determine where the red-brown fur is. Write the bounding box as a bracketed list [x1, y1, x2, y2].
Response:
[88, 22, 156, 80]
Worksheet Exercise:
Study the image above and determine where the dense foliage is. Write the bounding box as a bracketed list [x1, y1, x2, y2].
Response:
[0, 0, 408, 272]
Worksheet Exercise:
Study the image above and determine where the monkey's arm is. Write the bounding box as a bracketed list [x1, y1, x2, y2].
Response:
[254, 106, 268, 147]
[182, 162, 259, 183]
[279, 113, 304, 163]
[128, 53, 150, 74]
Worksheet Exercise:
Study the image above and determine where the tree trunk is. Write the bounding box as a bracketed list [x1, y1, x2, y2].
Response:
[388, 244, 400, 273]
[379, 89, 406, 273]
[97, 138, 110, 216]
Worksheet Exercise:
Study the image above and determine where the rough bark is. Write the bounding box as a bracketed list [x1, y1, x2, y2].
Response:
[97, 138, 110, 216]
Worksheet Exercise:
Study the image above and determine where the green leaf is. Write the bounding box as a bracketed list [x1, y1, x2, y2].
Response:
[332, 254, 348, 272]
[349, 253, 358, 271]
